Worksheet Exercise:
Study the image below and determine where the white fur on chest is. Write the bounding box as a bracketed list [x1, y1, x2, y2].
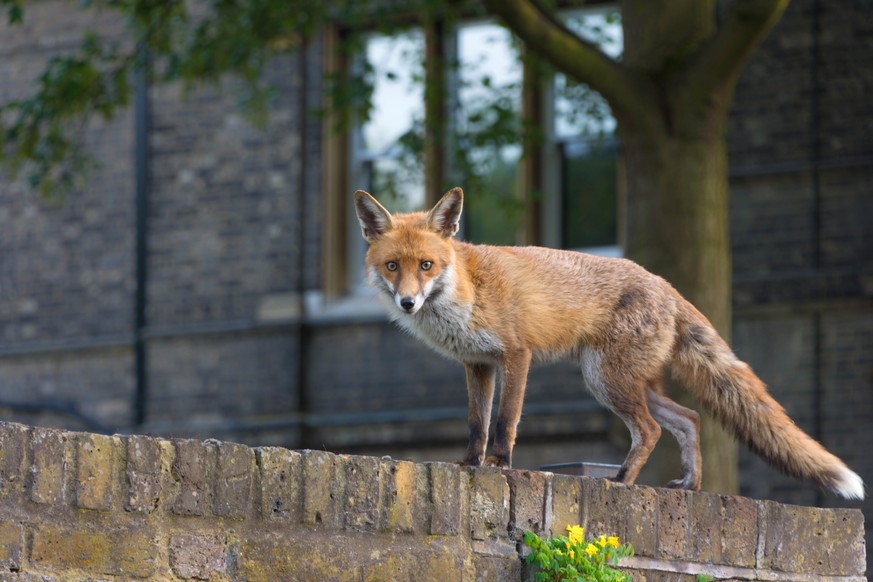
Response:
[395, 299, 502, 363]
[372, 266, 502, 363]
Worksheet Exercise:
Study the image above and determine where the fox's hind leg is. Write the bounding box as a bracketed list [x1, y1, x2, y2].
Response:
[646, 382, 702, 490]
[581, 348, 661, 485]
[608, 390, 662, 486]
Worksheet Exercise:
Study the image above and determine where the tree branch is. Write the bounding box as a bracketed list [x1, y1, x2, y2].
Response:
[684, 0, 790, 97]
[482, 0, 647, 124]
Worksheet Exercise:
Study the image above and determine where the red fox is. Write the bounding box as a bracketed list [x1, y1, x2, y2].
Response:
[354, 187, 865, 499]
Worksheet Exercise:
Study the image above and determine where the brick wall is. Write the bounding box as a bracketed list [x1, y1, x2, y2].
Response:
[726, 0, 873, 559]
[146, 59, 303, 328]
[0, 0, 311, 441]
[0, 1, 138, 432]
[0, 421, 865, 581]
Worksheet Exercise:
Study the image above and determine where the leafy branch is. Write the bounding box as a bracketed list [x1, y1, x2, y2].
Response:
[1, 0, 617, 203]
[1, 0, 185, 198]
[0, 0, 327, 198]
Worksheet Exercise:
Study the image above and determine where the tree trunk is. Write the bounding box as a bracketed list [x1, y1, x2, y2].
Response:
[482, 0, 791, 496]
[620, 124, 739, 494]
[615, 0, 739, 496]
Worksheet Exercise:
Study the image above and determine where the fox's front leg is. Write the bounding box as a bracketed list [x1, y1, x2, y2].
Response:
[460, 363, 497, 466]
[484, 349, 532, 469]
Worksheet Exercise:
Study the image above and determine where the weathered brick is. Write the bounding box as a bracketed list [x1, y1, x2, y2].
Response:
[235, 534, 362, 582]
[759, 500, 865, 576]
[29, 428, 69, 506]
[759, 500, 807, 573]
[302, 449, 340, 526]
[30, 525, 157, 578]
[0, 573, 59, 582]
[363, 549, 465, 582]
[213, 440, 254, 518]
[169, 533, 228, 580]
[582, 477, 625, 541]
[379, 459, 418, 533]
[0, 422, 26, 500]
[418, 552, 467, 582]
[126, 435, 164, 513]
[468, 466, 509, 542]
[820, 508, 867, 576]
[474, 554, 521, 582]
[619, 484, 658, 558]
[257, 446, 302, 521]
[689, 491, 722, 564]
[656, 488, 691, 560]
[172, 438, 216, 516]
[0, 522, 22, 571]
[504, 469, 547, 542]
[547, 474, 582, 538]
[619, 569, 699, 582]
[427, 462, 461, 536]
[76, 433, 120, 510]
[344, 455, 381, 530]
[720, 494, 757, 567]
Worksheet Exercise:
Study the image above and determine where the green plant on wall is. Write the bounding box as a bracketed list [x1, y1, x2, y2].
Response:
[524, 525, 633, 582]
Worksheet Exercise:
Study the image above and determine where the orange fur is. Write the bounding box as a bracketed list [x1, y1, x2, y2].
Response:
[354, 188, 865, 499]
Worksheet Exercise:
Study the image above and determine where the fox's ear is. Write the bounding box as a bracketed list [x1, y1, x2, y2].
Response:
[354, 190, 393, 243]
[426, 187, 463, 238]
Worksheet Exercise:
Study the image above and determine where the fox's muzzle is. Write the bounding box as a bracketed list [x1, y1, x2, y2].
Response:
[394, 292, 424, 314]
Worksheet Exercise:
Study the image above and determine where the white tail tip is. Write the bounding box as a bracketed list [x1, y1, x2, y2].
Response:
[834, 468, 865, 500]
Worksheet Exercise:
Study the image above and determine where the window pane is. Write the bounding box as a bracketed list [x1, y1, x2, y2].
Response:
[554, 8, 622, 140]
[562, 141, 618, 249]
[456, 21, 522, 246]
[552, 7, 622, 254]
[359, 31, 425, 211]
[348, 31, 425, 294]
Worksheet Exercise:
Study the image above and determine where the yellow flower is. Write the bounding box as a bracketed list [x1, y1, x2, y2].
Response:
[568, 550, 575, 560]
[607, 536, 620, 548]
[585, 544, 598, 557]
[596, 534, 608, 548]
[566, 525, 585, 545]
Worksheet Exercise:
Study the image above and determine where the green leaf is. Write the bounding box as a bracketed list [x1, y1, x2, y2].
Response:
[8, 3, 22, 24]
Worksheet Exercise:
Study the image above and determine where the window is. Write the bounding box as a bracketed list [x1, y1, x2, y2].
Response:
[348, 30, 426, 293]
[455, 21, 523, 246]
[322, 7, 624, 300]
[547, 6, 623, 255]
[355, 31, 426, 212]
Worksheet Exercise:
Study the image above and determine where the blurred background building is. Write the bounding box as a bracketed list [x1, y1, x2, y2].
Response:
[0, 0, 870, 539]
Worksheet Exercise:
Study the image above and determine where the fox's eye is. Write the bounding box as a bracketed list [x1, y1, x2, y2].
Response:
[386, 261, 398, 272]
[420, 260, 433, 271]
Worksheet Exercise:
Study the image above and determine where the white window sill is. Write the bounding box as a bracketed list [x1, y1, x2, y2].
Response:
[303, 288, 390, 326]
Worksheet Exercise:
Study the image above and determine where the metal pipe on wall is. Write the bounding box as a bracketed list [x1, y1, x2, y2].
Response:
[133, 50, 151, 427]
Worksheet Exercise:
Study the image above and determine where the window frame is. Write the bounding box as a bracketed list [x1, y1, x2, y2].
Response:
[321, 24, 351, 301]
[320, 4, 623, 301]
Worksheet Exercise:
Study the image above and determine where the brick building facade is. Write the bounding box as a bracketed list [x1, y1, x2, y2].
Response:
[1, 0, 871, 554]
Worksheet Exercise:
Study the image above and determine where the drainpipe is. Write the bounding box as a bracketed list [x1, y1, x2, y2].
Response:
[810, 0, 825, 508]
[297, 39, 311, 448]
[133, 51, 150, 427]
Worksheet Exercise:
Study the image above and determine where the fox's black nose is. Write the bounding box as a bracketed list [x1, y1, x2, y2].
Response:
[400, 297, 416, 311]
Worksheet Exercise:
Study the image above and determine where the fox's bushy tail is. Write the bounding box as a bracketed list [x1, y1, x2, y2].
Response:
[670, 299, 864, 500]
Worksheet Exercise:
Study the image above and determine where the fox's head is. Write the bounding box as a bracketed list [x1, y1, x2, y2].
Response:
[354, 187, 463, 315]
